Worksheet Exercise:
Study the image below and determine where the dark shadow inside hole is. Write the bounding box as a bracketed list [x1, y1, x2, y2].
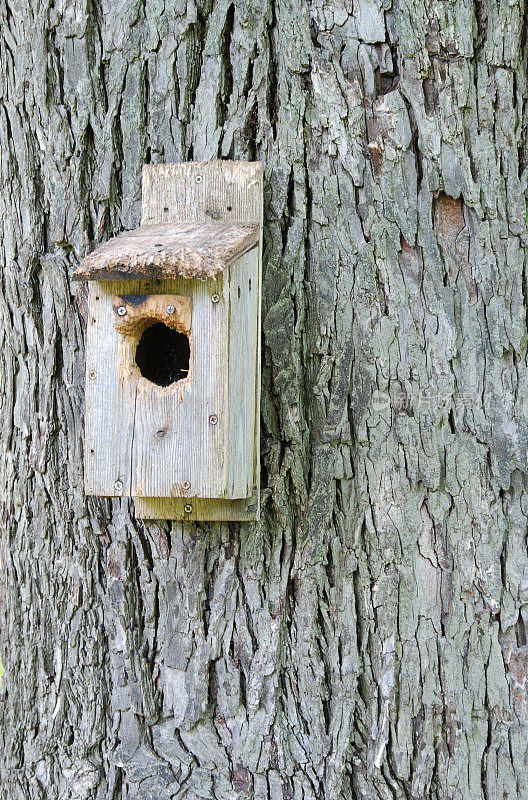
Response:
[135, 322, 190, 387]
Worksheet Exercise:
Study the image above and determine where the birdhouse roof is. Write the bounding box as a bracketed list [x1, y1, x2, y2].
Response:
[73, 221, 260, 281]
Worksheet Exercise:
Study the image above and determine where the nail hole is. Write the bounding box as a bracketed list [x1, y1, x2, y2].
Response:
[249, 279, 251, 291]
[163, 206, 169, 212]
[135, 322, 190, 387]
[238, 286, 241, 299]
[226, 205, 232, 211]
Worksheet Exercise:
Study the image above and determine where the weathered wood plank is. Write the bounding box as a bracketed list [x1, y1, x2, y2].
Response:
[84, 282, 137, 496]
[133, 495, 259, 522]
[84, 276, 233, 499]
[141, 161, 263, 225]
[226, 247, 260, 497]
[72, 221, 259, 281]
[130, 274, 228, 499]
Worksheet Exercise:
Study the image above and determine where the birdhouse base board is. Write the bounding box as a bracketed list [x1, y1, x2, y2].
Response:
[134, 494, 260, 522]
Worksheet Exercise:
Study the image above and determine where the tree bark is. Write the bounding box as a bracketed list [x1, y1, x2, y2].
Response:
[1, 1, 528, 798]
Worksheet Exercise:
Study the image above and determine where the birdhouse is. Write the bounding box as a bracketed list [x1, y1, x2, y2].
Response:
[73, 161, 262, 521]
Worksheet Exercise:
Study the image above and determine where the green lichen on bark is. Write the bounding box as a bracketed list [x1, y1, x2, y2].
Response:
[1, 0, 528, 798]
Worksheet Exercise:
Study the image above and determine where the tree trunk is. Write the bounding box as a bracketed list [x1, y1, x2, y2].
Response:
[2, 1, 528, 798]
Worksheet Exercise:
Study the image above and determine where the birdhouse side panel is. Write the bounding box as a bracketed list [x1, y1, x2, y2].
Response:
[227, 247, 260, 498]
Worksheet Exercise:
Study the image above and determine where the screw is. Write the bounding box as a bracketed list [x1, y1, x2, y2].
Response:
[195, 175, 203, 184]
[114, 480, 123, 492]
[181, 480, 191, 490]
[184, 503, 193, 513]
[89, 370, 97, 380]
[211, 293, 220, 303]
[117, 306, 127, 316]
[166, 304, 175, 314]
[209, 414, 218, 426]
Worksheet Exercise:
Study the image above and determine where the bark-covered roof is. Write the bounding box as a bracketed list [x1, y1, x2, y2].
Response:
[73, 221, 259, 281]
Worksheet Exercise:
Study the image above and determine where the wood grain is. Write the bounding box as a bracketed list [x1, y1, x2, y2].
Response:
[84, 276, 229, 498]
[72, 221, 259, 281]
[130, 273, 228, 499]
[134, 496, 260, 522]
[226, 247, 260, 497]
[84, 283, 137, 496]
[142, 161, 262, 225]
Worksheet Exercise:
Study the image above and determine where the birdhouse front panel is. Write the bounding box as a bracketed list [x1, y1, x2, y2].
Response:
[84, 274, 231, 499]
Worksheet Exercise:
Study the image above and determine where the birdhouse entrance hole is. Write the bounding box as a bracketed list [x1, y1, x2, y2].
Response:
[135, 322, 190, 387]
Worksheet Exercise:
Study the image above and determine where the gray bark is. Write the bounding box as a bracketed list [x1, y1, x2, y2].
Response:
[1, 0, 528, 798]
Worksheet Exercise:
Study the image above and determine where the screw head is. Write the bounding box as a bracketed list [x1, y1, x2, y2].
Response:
[209, 414, 218, 426]
[181, 480, 191, 490]
[166, 304, 175, 314]
[117, 305, 127, 316]
[184, 503, 193, 513]
[114, 480, 123, 492]
[195, 175, 203, 184]
[89, 370, 97, 380]
[211, 293, 220, 303]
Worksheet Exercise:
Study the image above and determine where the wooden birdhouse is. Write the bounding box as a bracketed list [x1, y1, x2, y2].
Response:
[73, 161, 262, 521]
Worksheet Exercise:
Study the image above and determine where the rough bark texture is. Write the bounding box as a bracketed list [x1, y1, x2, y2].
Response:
[1, 1, 528, 799]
